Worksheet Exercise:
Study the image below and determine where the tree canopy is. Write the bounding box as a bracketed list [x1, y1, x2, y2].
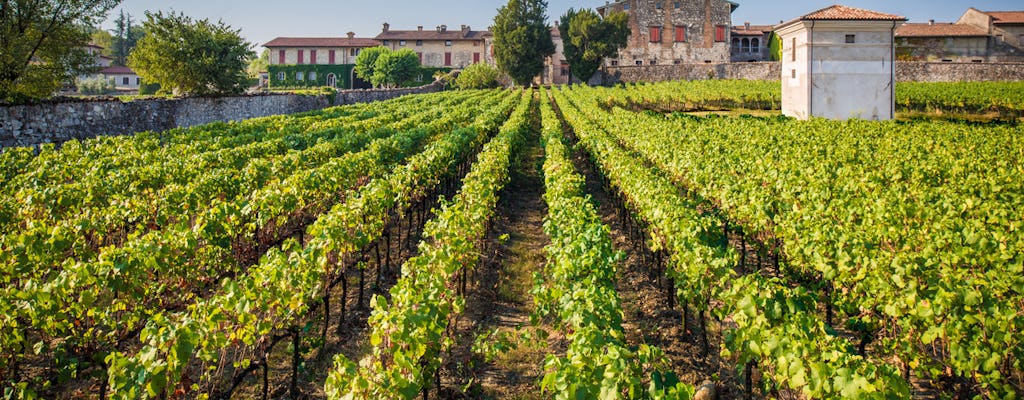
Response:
[353, 46, 389, 86]
[0, 0, 121, 103]
[559, 8, 629, 84]
[492, 0, 555, 86]
[454, 62, 500, 90]
[128, 11, 253, 96]
[354, 46, 422, 88]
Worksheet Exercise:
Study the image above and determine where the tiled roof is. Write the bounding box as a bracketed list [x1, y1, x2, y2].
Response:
[263, 37, 381, 48]
[732, 25, 774, 35]
[375, 29, 489, 42]
[798, 5, 906, 21]
[896, 23, 989, 37]
[100, 66, 135, 75]
[985, 11, 1024, 24]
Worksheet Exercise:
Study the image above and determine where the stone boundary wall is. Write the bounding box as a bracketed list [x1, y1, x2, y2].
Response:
[601, 61, 1024, 84]
[0, 81, 444, 149]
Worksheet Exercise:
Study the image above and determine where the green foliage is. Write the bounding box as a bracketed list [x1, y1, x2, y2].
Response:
[111, 9, 144, 66]
[0, 0, 121, 103]
[454, 63, 500, 89]
[268, 64, 353, 89]
[247, 49, 270, 78]
[76, 76, 116, 95]
[138, 80, 160, 95]
[768, 32, 782, 62]
[372, 48, 421, 88]
[558, 8, 628, 83]
[128, 11, 254, 96]
[353, 46, 389, 85]
[492, 0, 555, 86]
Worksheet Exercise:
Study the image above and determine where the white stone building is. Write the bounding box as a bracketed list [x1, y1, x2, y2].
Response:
[776, 5, 905, 121]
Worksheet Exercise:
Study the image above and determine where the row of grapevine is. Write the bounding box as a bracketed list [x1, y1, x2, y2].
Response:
[552, 86, 910, 398]
[323, 92, 531, 399]
[586, 95, 1023, 397]
[104, 90, 521, 399]
[534, 88, 694, 399]
[897, 81, 1024, 116]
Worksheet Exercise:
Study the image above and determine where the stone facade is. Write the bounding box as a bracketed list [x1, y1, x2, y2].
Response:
[0, 82, 444, 149]
[265, 35, 381, 89]
[895, 9, 1024, 62]
[597, 0, 736, 65]
[731, 23, 773, 62]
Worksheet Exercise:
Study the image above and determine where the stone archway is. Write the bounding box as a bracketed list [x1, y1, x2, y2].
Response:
[326, 73, 337, 88]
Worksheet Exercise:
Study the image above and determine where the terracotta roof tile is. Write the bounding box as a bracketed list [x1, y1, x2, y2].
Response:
[896, 23, 989, 37]
[985, 11, 1024, 24]
[799, 5, 906, 21]
[375, 29, 489, 41]
[732, 25, 774, 35]
[100, 66, 135, 74]
[263, 37, 381, 48]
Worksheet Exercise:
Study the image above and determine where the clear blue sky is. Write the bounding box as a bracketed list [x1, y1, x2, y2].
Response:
[102, 1, 1022, 49]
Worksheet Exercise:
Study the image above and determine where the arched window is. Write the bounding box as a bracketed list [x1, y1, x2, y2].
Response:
[742, 38, 750, 53]
[326, 73, 336, 88]
[731, 38, 740, 53]
[751, 38, 760, 51]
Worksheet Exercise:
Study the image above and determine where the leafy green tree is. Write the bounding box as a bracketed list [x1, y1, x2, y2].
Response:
[247, 49, 269, 77]
[90, 28, 116, 58]
[492, 0, 555, 86]
[0, 0, 121, 103]
[768, 32, 782, 61]
[454, 63, 500, 90]
[353, 46, 389, 86]
[129, 11, 253, 96]
[371, 48, 421, 88]
[559, 8, 629, 84]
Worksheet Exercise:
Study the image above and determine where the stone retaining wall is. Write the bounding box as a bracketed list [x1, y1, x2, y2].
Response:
[601, 61, 1024, 84]
[0, 81, 444, 149]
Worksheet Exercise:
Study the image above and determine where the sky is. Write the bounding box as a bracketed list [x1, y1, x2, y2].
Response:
[102, 1, 1023, 49]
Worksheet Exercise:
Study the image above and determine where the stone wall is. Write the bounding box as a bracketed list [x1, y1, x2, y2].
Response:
[0, 81, 444, 149]
[600, 61, 1024, 83]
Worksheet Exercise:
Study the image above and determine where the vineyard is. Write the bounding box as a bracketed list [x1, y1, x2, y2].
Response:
[0, 80, 1021, 399]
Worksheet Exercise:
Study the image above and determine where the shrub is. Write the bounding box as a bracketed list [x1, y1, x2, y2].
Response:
[454, 63, 500, 90]
[77, 76, 116, 95]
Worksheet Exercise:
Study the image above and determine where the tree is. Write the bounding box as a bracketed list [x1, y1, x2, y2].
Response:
[0, 0, 121, 103]
[492, 0, 555, 86]
[371, 48, 420, 88]
[129, 11, 253, 96]
[559, 8, 629, 84]
[247, 49, 269, 78]
[353, 46, 389, 86]
[454, 63, 500, 90]
[90, 28, 115, 58]
[768, 32, 782, 61]
[111, 9, 143, 66]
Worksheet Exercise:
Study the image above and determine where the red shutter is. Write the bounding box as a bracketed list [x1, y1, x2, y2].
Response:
[297, 50, 304, 64]
[417, 52, 423, 63]
[649, 27, 661, 43]
[310, 50, 317, 64]
[279, 50, 286, 64]
[675, 26, 686, 42]
[445, 52, 451, 66]
[473, 52, 480, 63]
[715, 25, 726, 42]
[329, 50, 336, 64]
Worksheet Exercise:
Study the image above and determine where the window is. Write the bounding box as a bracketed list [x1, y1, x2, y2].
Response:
[845, 34, 856, 44]
[732, 38, 740, 53]
[350, 48, 358, 56]
[474, 52, 480, 63]
[742, 38, 750, 53]
[635, 60, 643, 65]
[624, 3, 630, 10]
[649, 26, 662, 43]
[791, 37, 796, 61]
[673, 1, 680, 8]
[309, 71, 317, 81]
[279, 50, 286, 64]
[650, 59, 658, 65]
[751, 38, 760, 51]
[296, 71, 304, 81]
[416, 40, 423, 46]
[673, 59, 682, 65]
[297, 50, 304, 64]
[655, 1, 663, 9]
[329, 50, 336, 64]
[122, 77, 129, 85]
[417, 52, 423, 63]
[277, 71, 286, 81]
[399, 40, 406, 46]
[444, 52, 452, 66]
[996, 34, 1004, 42]
[445, 40, 452, 46]
[310, 50, 317, 64]
[715, 25, 727, 42]
[136, 77, 141, 84]
[675, 26, 686, 42]
[382, 40, 389, 46]
[791, 69, 796, 79]
[610, 60, 619, 66]
[560, 68, 568, 76]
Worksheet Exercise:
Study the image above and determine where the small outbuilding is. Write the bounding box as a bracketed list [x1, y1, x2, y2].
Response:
[776, 5, 906, 120]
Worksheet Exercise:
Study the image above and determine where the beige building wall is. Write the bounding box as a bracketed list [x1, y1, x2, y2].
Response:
[270, 47, 363, 65]
[779, 20, 901, 121]
[382, 40, 486, 68]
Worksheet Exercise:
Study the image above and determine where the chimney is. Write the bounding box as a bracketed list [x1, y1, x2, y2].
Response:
[744, 22, 750, 30]
[382, 22, 389, 32]
[418, 25, 423, 31]
[440, 24, 447, 32]
[347, 32, 355, 39]
[929, 19, 935, 25]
